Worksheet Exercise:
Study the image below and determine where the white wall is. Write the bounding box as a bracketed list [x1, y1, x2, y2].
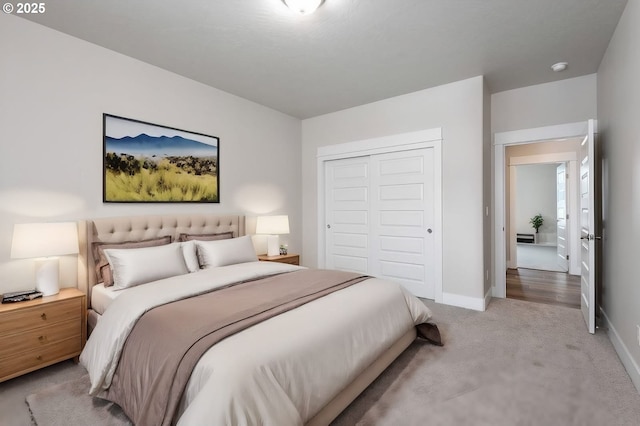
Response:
[597, 0, 640, 392]
[515, 164, 557, 243]
[492, 74, 597, 134]
[302, 76, 486, 308]
[0, 14, 302, 293]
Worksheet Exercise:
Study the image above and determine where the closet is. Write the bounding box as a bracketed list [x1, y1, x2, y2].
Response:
[319, 132, 441, 300]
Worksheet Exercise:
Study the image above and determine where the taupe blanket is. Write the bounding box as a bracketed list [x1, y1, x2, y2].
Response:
[104, 269, 369, 426]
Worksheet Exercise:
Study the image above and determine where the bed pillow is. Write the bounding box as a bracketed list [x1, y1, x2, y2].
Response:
[92, 236, 172, 287]
[196, 235, 258, 269]
[178, 232, 234, 242]
[103, 243, 189, 290]
[180, 240, 200, 273]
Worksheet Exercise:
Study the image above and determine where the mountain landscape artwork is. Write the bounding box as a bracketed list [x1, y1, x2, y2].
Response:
[103, 114, 219, 202]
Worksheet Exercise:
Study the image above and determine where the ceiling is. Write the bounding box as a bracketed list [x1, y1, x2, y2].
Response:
[19, 0, 627, 119]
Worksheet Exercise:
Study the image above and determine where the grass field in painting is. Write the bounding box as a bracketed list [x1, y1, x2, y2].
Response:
[105, 154, 218, 202]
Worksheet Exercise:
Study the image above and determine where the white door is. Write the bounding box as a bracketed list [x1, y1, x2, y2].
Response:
[580, 120, 597, 334]
[370, 149, 435, 298]
[324, 149, 436, 298]
[324, 156, 370, 274]
[556, 162, 569, 272]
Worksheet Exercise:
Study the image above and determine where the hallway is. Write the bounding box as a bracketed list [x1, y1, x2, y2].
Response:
[506, 268, 580, 309]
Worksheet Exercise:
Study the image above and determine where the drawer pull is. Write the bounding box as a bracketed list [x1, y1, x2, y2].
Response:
[38, 335, 45, 341]
[41, 313, 47, 320]
[36, 355, 42, 360]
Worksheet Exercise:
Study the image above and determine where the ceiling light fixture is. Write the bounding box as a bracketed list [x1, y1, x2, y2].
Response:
[551, 62, 568, 72]
[282, 0, 325, 15]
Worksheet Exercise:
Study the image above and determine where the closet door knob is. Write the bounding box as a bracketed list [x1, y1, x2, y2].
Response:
[327, 224, 331, 229]
[427, 228, 433, 234]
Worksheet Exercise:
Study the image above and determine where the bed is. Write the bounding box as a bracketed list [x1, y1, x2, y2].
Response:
[76, 214, 437, 425]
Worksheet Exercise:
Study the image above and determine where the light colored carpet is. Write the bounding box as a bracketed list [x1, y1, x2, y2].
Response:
[26, 374, 131, 426]
[333, 299, 640, 425]
[7, 298, 640, 426]
[0, 360, 86, 426]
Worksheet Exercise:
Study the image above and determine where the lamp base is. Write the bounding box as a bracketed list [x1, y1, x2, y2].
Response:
[34, 258, 60, 296]
[266, 235, 280, 257]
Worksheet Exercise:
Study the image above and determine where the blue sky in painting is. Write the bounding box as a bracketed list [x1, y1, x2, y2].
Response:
[106, 134, 217, 157]
[105, 115, 218, 158]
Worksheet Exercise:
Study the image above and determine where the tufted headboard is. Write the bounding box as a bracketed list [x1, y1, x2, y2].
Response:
[77, 214, 245, 307]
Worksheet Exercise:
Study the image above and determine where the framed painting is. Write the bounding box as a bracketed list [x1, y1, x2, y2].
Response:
[103, 114, 219, 203]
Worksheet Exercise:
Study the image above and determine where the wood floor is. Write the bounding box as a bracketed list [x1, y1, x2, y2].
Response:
[506, 268, 580, 309]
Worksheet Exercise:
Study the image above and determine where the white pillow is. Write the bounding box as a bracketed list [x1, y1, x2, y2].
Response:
[180, 240, 200, 273]
[104, 243, 190, 290]
[196, 235, 258, 269]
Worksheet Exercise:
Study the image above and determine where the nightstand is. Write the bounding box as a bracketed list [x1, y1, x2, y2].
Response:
[0, 288, 87, 383]
[258, 254, 300, 265]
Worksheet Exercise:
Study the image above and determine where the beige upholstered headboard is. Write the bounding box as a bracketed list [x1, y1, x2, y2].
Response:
[77, 214, 245, 307]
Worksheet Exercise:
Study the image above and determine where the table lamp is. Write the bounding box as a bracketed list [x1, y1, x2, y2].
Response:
[11, 222, 79, 296]
[255, 215, 289, 256]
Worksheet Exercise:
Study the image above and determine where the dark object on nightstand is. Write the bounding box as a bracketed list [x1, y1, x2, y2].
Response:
[2, 289, 41, 303]
[2, 291, 43, 303]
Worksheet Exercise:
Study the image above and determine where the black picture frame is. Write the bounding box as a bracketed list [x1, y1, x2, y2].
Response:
[103, 114, 219, 203]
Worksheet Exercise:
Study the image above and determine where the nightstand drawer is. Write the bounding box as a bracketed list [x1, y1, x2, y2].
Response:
[0, 319, 80, 359]
[0, 337, 82, 380]
[0, 298, 80, 336]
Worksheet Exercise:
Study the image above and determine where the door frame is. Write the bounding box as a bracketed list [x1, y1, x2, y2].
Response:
[555, 161, 569, 273]
[317, 128, 443, 303]
[493, 121, 594, 298]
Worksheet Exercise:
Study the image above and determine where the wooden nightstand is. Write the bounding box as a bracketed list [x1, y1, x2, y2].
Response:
[258, 254, 300, 265]
[0, 288, 86, 383]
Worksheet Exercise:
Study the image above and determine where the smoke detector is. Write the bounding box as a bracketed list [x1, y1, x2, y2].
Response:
[551, 62, 568, 72]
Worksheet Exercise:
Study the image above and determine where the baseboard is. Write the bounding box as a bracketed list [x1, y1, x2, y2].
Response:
[442, 292, 486, 312]
[600, 308, 640, 394]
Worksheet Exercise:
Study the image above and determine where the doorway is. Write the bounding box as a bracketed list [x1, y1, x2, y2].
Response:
[504, 141, 581, 274]
[493, 121, 591, 300]
[504, 143, 581, 308]
[494, 120, 599, 332]
[512, 162, 567, 272]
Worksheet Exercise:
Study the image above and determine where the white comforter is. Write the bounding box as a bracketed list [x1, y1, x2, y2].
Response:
[80, 262, 432, 425]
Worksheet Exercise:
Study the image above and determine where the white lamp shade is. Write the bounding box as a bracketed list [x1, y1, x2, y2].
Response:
[256, 215, 289, 256]
[11, 222, 78, 296]
[255, 215, 290, 235]
[11, 222, 79, 259]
